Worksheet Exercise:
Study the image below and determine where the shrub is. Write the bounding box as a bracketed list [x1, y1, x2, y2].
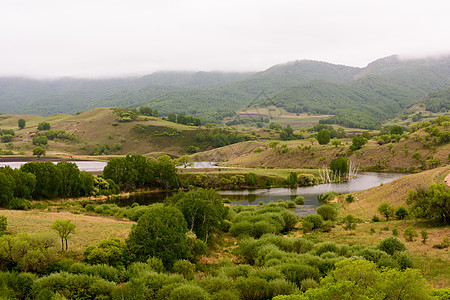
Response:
[378, 202, 395, 221]
[300, 278, 319, 292]
[421, 229, 428, 244]
[393, 251, 414, 270]
[377, 237, 407, 255]
[372, 215, 380, 222]
[315, 242, 339, 256]
[395, 206, 408, 220]
[268, 278, 299, 298]
[303, 214, 323, 230]
[229, 221, 254, 237]
[236, 276, 271, 300]
[285, 200, 296, 209]
[302, 220, 314, 233]
[404, 226, 418, 242]
[280, 210, 298, 232]
[316, 205, 337, 221]
[0, 215, 6, 234]
[319, 191, 337, 203]
[279, 263, 320, 288]
[173, 260, 195, 280]
[345, 194, 354, 203]
[170, 284, 211, 300]
[342, 214, 357, 230]
[294, 196, 304, 205]
[292, 238, 314, 254]
[392, 228, 399, 236]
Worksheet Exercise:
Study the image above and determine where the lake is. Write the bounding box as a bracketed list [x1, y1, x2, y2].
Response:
[220, 172, 406, 207]
[112, 172, 407, 212]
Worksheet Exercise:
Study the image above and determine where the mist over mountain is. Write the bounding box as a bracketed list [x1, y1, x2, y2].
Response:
[0, 55, 449, 128]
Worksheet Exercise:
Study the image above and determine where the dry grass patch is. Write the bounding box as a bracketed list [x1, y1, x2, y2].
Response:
[341, 165, 450, 220]
[0, 209, 133, 255]
[320, 219, 450, 288]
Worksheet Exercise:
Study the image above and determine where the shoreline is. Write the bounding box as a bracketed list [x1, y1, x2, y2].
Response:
[0, 156, 90, 163]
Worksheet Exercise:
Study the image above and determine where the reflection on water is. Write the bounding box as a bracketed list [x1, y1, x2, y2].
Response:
[111, 172, 407, 209]
[220, 172, 406, 207]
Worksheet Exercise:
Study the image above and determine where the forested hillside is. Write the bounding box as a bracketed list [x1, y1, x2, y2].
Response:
[421, 87, 450, 113]
[0, 55, 449, 128]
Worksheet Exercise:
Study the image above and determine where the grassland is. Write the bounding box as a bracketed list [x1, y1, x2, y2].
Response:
[341, 165, 450, 219]
[0, 208, 133, 255]
[0, 107, 207, 158]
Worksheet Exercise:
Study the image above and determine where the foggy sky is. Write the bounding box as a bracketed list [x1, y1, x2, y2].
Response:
[1, 0, 449, 78]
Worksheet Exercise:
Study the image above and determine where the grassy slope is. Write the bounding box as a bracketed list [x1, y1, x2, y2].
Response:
[199, 126, 449, 171]
[0, 209, 133, 255]
[1, 107, 205, 157]
[341, 165, 450, 219]
[322, 164, 450, 287]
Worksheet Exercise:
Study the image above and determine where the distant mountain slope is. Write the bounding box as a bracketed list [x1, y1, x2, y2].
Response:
[421, 87, 450, 113]
[133, 60, 360, 122]
[0, 55, 449, 129]
[266, 56, 450, 128]
[0, 71, 248, 115]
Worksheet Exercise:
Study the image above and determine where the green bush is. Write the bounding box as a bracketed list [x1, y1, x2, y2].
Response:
[279, 263, 320, 288]
[294, 196, 304, 205]
[404, 226, 418, 242]
[32, 272, 116, 299]
[395, 206, 409, 220]
[268, 278, 299, 298]
[169, 284, 210, 300]
[236, 276, 271, 300]
[315, 242, 339, 256]
[303, 214, 323, 230]
[8, 198, 32, 210]
[319, 191, 337, 203]
[300, 278, 319, 292]
[229, 221, 254, 237]
[345, 194, 355, 203]
[173, 260, 195, 280]
[377, 236, 407, 255]
[316, 205, 337, 221]
[302, 220, 314, 233]
[0, 215, 6, 234]
[393, 251, 414, 270]
[292, 238, 314, 254]
[342, 214, 357, 230]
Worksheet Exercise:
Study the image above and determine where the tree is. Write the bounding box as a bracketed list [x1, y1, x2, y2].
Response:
[390, 125, 403, 135]
[175, 155, 193, 168]
[406, 184, 450, 224]
[21, 161, 62, 199]
[166, 189, 228, 243]
[378, 202, 395, 221]
[286, 172, 298, 187]
[32, 135, 48, 147]
[51, 219, 76, 251]
[317, 129, 331, 145]
[168, 113, 177, 122]
[18, 119, 26, 129]
[56, 162, 82, 198]
[329, 157, 348, 176]
[126, 204, 189, 268]
[37, 122, 51, 131]
[0, 172, 15, 205]
[349, 135, 367, 151]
